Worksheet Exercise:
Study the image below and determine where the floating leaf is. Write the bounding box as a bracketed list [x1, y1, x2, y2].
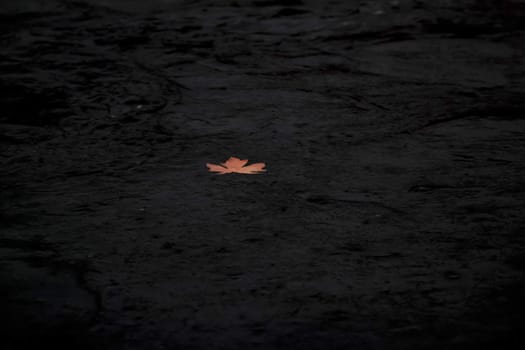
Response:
[206, 157, 266, 175]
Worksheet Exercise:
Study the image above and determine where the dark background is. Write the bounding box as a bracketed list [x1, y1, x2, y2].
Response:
[1, 0, 524, 349]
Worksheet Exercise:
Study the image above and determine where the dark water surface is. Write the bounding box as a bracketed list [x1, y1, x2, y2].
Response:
[0, 0, 188, 13]
[1, 1, 525, 349]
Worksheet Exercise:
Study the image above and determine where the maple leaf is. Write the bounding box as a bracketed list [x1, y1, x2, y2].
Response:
[206, 157, 266, 174]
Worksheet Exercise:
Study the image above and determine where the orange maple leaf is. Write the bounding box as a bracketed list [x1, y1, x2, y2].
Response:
[206, 157, 266, 175]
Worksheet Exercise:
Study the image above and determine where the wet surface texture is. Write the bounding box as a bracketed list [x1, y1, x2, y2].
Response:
[1, 1, 525, 349]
